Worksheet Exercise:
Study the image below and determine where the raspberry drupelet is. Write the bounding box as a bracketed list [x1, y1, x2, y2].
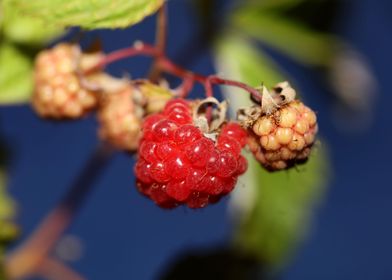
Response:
[135, 99, 248, 209]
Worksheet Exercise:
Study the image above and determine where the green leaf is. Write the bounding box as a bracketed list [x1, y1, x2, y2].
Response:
[7, 0, 165, 29]
[231, 8, 337, 66]
[214, 35, 329, 266]
[1, 0, 63, 46]
[214, 35, 285, 111]
[0, 141, 18, 278]
[232, 151, 328, 266]
[0, 171, 14, 222]
[0, 42, 33, 104]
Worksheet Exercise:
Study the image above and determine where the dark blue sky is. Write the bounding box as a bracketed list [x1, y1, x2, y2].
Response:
[1, 0, 391, 279]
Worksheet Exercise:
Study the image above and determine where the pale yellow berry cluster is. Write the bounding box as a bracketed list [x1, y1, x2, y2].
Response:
[248, 100, 318, 170]
[32, 44, 177, 152]
[32, 44, 98, 119]
[98, 86, 142, 151]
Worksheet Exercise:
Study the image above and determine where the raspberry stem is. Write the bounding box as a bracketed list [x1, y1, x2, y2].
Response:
[148, 3, 168, 82]
[85, 43, 262, 102]
[5, 145, 114, 279]
[36, 258, 86, 280]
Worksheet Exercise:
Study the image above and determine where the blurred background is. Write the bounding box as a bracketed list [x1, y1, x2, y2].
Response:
[0, 0, 391, 279]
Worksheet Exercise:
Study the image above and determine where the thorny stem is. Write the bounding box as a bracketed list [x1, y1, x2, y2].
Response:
[85, 43, 262, 102]
[5, 145, 114, 279]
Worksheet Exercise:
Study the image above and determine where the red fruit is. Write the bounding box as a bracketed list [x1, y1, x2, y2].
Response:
[221, 122, 248, 147]
[134, 99, 248, 209]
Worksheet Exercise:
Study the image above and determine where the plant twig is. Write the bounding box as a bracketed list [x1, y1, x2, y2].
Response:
[5, 144, 114, 279]
[149, 3, 168, 82]
[36, 258, 86, 280]
[86, 43, 262, 101]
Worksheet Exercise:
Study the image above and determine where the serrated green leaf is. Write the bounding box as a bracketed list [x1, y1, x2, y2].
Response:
[7, 0, 165, 29]
[1, 0, 63, 46]
[0, 42, 33, 104]
[231, 8, 337, 66]
[214, 35, 329, 266]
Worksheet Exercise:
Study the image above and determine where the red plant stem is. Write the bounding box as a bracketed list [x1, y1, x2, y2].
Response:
[85, 43, 262, 102]
[176, 74, 195, 98]
[5, 145, 114, 279]
[204, 76, 213, 98]
[149, 3, 168, 82]
[85, 43, 159, 74]
[36, 258, 86, 280]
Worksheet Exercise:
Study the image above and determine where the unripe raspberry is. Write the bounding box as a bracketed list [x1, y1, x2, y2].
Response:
[32, 43, 102, 119]
[240, 82, 318, 171]
[135, 98, 248, 209]
[250, 100, 317, 171]
[98, 81, 143, 152]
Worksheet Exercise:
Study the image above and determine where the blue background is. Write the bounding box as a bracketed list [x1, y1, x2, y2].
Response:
[1, 0, 391, 279]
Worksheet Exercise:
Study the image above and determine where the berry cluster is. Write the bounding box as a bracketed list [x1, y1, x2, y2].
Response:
[240, 82, 318, 171]
[248, 100, 318, 170]
[98, 83, 142, 151]
[33, 44, 101, 119]
[135, 99, 248, 208]
[31, 43, 319, 209]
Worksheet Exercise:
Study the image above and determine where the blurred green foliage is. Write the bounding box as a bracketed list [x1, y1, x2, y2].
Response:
[0, 43, 33, 104]
[0, 142, 18, 279]
[0, 0, 64, 104]
[212, 0, 339, 267]
[6, 0, 164, 29]
[215, 34, 329, 267]
[231, 0, 339, 66]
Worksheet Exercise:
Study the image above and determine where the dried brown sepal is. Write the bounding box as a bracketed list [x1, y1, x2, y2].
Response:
[238, 82, 318, 171]
[192, 97, 228, 140]
[132, 79, 174, 114]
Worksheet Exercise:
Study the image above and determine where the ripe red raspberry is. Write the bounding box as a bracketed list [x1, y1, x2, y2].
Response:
[135, 99, 248, 209]
[248, 100, 318, 171]
[32, 43, 101, 119]
[98, 82, 143, 151]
